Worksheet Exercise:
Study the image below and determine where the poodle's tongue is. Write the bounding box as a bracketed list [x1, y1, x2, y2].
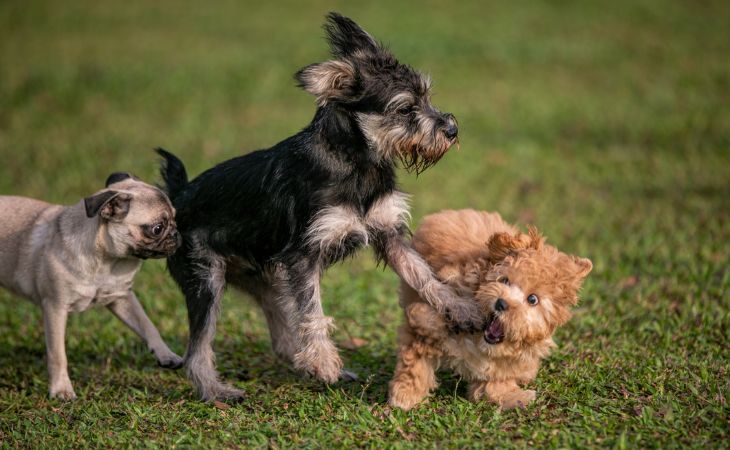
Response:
[484, 317, 505, 344]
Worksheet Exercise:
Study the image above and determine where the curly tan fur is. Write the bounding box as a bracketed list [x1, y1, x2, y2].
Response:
[388, 209, 592, 410]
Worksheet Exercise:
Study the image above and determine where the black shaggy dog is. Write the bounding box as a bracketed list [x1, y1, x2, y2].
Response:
[158, 13, 483, 401]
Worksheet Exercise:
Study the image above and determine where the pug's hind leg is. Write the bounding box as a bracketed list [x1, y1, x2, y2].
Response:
[42, 302, 75, 400]
[107, 291, 183, 369]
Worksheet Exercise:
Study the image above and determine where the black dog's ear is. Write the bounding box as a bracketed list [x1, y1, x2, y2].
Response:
[84, 191, 133, 221]
[105, 172, 137, 187]
[295, 60, 357, 106]
[325, 12, 380, 58]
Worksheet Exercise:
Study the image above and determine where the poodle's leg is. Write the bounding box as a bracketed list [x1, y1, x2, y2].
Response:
[388, 324, 439, 411]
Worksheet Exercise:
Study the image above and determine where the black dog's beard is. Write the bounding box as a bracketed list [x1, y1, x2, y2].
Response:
[357, 113, 457, 174]
[397, 137, 455, 174]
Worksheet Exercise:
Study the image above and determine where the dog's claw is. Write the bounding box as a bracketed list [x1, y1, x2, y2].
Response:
[156, 352, 184, 370]
[202, 384, 247, 403]
[50, 389, 77, 401]
[220, 392, 247, 403]
[158, 358, 184, 370]
[339, 369, 359, 382]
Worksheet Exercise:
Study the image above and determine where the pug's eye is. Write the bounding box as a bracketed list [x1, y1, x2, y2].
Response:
[497, 276, 510, 285]
[151, 223, 164, 236]
[527, 294, 539, 306]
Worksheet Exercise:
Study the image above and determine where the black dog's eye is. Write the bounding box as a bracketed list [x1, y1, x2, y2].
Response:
[527, 294, 539, 306]
[396, 106, 413, 116]
[497, 276, 510, 285]
[151, 223, 165, 236]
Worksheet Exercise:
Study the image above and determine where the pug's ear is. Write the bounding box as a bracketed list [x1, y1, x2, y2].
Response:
[105, 172, 137, 187]
[84, 191, 132, 221]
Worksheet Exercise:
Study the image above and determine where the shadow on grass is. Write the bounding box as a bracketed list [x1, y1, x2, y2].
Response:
[0, 343, 46, 392]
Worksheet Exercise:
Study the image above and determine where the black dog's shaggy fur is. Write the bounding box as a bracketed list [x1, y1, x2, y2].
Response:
[158, 13, 483, 402]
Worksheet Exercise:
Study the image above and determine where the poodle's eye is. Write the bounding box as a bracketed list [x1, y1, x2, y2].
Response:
[497, 276, 510, 285]
[527, 294, 539, 306]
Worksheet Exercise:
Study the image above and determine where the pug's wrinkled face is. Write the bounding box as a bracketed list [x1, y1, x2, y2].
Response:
[84, 173, 181, 259]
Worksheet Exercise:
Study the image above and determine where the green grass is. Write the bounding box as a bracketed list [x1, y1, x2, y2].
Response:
[0, 0, 728, 447]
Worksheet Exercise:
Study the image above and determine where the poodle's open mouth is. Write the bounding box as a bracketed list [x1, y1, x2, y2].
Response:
[484, 314, 505, 344]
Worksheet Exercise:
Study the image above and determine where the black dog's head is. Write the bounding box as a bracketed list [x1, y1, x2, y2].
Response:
[296, 13, 458, 173]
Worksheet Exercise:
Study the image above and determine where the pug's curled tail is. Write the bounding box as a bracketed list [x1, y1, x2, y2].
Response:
[156, 148, 188, 200]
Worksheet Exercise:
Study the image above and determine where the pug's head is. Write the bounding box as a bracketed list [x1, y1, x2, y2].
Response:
[83, 172, 181, 259]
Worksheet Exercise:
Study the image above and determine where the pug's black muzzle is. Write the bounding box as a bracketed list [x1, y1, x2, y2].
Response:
[133, 229, 181, 259]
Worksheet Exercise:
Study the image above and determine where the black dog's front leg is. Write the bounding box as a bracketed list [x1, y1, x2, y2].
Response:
[375, 230, 484, 332]
[279, 258, 346, 383]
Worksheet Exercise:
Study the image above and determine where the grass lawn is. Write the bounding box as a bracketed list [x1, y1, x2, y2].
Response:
[0, 0, 728, 447]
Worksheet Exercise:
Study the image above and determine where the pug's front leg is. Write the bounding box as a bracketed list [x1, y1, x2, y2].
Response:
[42, 302, 76, 400]
[107, 291, 183, 369]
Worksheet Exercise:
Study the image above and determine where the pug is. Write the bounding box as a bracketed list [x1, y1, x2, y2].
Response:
[0, 172, 183, 399]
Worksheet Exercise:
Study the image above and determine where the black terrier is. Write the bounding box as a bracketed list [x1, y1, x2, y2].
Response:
[157, 12, 483, 401]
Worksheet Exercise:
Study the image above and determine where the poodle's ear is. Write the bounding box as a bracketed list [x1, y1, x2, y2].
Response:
[295, 60, 357, 106]
[527, 225, 545, 250]
[571, 256, 593, 279]
[487, 232, 533, 262]
[557, 255, 593, 306]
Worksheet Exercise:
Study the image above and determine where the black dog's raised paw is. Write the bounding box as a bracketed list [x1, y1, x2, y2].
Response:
[444, 304, 486, 334]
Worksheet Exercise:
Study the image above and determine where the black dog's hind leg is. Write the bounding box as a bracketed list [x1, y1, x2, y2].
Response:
[168, 249, 245, 402]
[228, 268, 298, 364]
[259, 288, 299, 364]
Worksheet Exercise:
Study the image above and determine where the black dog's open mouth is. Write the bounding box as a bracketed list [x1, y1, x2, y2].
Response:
[484, 314, 505, 344]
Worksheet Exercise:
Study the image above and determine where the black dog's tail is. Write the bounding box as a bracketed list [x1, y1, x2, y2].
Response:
[156, 148, 188, 200]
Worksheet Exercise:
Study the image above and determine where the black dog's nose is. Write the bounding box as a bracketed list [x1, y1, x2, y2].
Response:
[495, 298, 508, 312]
[443, 114, 458, 139]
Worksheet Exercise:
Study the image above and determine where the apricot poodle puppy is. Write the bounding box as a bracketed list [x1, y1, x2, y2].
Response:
[388, 209, 592, 410]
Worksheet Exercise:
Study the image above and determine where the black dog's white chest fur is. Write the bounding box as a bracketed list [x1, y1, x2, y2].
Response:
[305, 191, 410, 264]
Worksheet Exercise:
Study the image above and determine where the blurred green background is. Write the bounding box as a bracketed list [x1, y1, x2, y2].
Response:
[0, 0, 727, 448]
